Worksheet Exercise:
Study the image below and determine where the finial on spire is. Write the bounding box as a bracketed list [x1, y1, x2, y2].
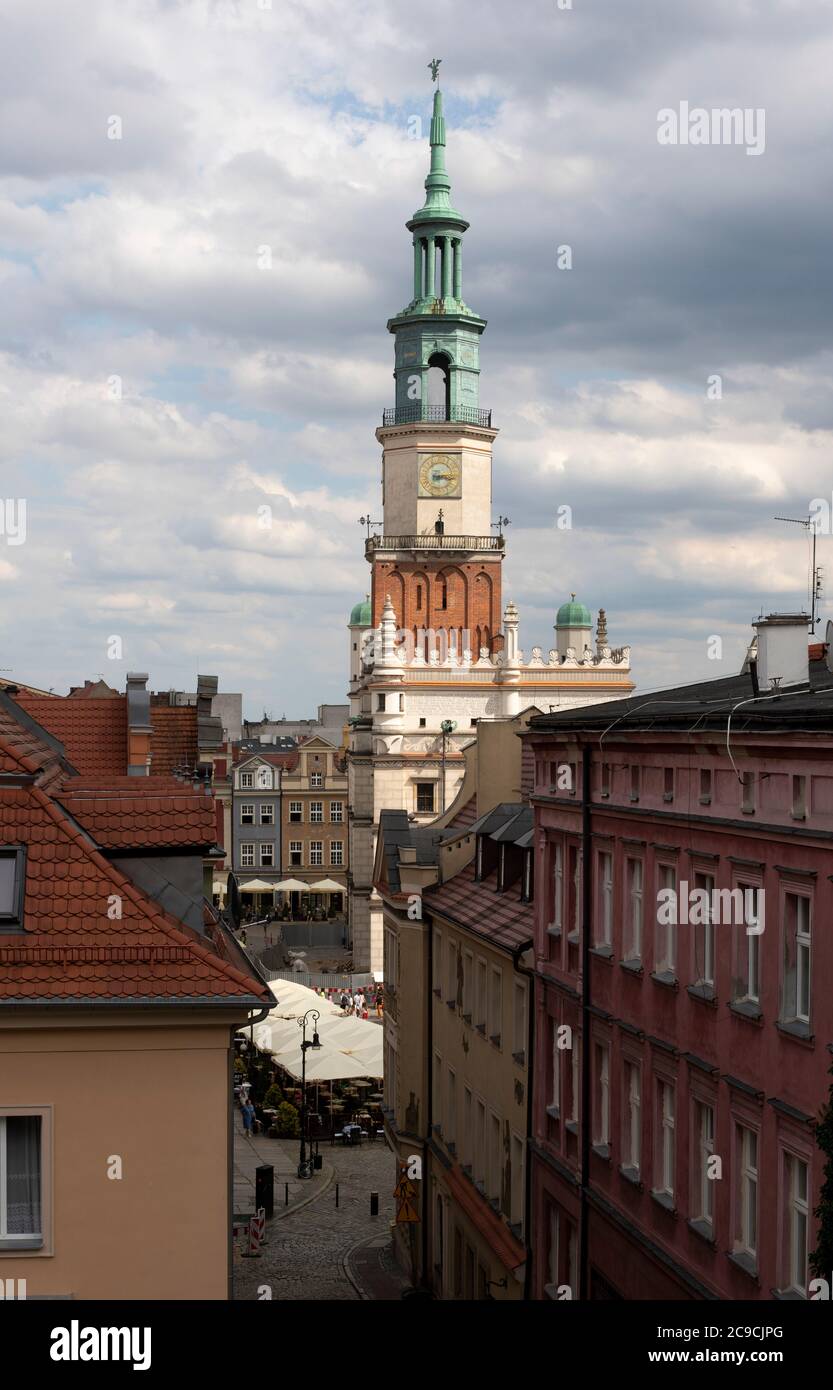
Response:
[428, 57, 442, 83]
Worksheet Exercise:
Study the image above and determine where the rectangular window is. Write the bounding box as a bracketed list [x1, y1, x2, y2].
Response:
[741, 771, 755, 814]
[240, 843, 255, 867]
[462, 950, 473, 1018]
[600, 762, 611, 798]
[626, 858, 643, 961]
[783, 892, 812, 1024]
[593, 1042, 610, 1149]
[433, 931, 443, 995]
[547, 1208, 577, 1299]
[488, 967, 502, 1046]
[597, 851, 613, 948]
[239, 772, 254, 788]
[513, 981, 526, 1061]
[447, 938, 458, 1004]
[488, 1113, 501, 1204]
[551, 843, 563, 931]
[699, 767, 712, 802]
[551, 1022, 561, 1111]
[463, 1087, 473, 1167]
[240, 803, 255, 824]
[656, 863, 676, 974]
[735, 1124, 758, 1260]
[511, 1134, 524, 1231]
[259, 804, 274, 825]
[330, 841, 344, 866]
[630, 764, 640, 801]
[792, 775, 806, 820]
[476, 958, 487, 1031]
[447, 1069, 457, 1148]
[384, 927, 399, 996]
[622, 1061, 641, 1174]
[664, 766, 674, 800]
[568, 1039, 580, 1126]
[693, 1101, 715, 1228]
[330, 801, 343, 822]
[475, 1101, 486, 1187]
[0, 849, 26, 928]
[433, 1053, 442, 1130]
[289, 801, 303, 822]
[259, 843, 274, 867]
[785, 1153, 809, 1295]
[416, 783, 435, 814]
[310, 772, 323, 788]
[734, 884, 761, 1004]
[289, 841, 302, 867]
[693, 871, 715, 988]
[310, 802, 323, 823]
[656, 1081, 675, 1199]
[0, 1114, 42, 1246]
[568, 846, 582, 937]
[309, 842, 323, 866]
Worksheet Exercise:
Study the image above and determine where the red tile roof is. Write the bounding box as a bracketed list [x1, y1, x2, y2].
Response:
[56, 787, 217, 849]
[445, 796, 478, 832]
[149, 706, 198, 775]
[14, 694, 127, 776]
[0, 781, 269, 1004]
[426, 860, 534, 952]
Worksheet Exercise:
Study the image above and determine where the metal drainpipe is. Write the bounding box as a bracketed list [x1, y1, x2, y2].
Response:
[422, 907, 434, 1291]
[579, 740, 592, 1301]
[517, 943, 536, 1300]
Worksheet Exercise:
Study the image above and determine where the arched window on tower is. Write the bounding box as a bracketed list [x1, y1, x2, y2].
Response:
[427, 353, 450, 420]
[438, 577, 447, 610]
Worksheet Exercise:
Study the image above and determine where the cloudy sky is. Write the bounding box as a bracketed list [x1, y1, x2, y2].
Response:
[2, 0, 832, 717]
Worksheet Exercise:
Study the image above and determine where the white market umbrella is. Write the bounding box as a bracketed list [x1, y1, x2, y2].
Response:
[307, 878, 345, 893]
[273, 878, 310, 892]
[239, 879, 274, 893]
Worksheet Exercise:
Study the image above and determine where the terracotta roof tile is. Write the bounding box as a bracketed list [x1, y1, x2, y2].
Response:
[425, 860, 534, 952]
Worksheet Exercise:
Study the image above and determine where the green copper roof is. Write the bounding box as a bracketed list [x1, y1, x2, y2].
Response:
[556, 596, 592, 628]
[409, 88, 467, 227]
[349, 597, 372, 626]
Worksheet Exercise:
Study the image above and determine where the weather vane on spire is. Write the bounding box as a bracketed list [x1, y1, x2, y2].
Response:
[428, 57, 442, 83]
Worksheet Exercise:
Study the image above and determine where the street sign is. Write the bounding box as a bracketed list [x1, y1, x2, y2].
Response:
[394, 1168, 420, 1223]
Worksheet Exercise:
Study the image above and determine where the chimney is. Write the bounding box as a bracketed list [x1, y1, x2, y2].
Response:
[126, 673, 152, 776]
[196, 674, 223, 752]
[752, 614, 809, 691]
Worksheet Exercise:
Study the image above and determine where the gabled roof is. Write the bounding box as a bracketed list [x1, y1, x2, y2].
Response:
[13, 693, 127, 776]
[425, 860, 534, 953]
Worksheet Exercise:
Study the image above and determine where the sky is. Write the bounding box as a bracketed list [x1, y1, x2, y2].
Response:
[2, 0, 832, 717]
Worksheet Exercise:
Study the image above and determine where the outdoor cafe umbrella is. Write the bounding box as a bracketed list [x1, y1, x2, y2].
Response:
[239, 879, 275, 893]
[306, 878, 344, 893]
[273, 878, 310, 893]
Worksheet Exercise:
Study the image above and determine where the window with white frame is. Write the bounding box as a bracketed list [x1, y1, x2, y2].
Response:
[462, 950, 473, 1018]
[550, 1021, 561, 1112]
[289, 841, 302, 867]
[259, 843, 274, 867]
[0, 849, 25, 928]
[488, 966, 502, 1045]
[0, 1113, 42, 1246]
[784, 1152, 809, 1295]
[511, 1134, 524, 1231]
[309, 842, 323, 866]
[239, 772, 254, 788]
[734, 1123, 758, 1261]
[310, 771, 323, 788]
[547, 1207, 577, 1299]
[692, 871, 715, 989]
[476, 958, 487, 1030]
[488, 1112, 501, 1204]
[330, 801, 343, 822]
[259, 804, 274, 825]
[593, 1042, 610, 1149]
[734, 883, 761, 1005]
[475, 1100, 486, 1187]
[289, 801, 303, 823]
[692, 1100, 715, 1227]
[569, 847, 582, 936]
[655, 863, 676, 974]
[551, 842, 563, 931]
[310, 802, 323, 823]
[330, 841, 343, 866]
[626, 858, 643, 961]
[513, 981, 527, 1060]
[240, 803, 254, 824]
[656, 1080, 675, 1199]
[240, 843, 255, 867]
[622, 1061, 641, 1174]
[568, 1039, 579, 1126]
[782, 891, 812, 1024]
[598, 851, 613, 948]
[447, 937, 458, 1004]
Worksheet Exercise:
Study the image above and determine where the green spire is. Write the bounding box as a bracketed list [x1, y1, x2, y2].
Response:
[411, 86, 465, 226]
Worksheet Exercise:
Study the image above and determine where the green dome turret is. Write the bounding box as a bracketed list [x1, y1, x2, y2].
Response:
[349, 597, 372, 626]
[556, 595, 592, 628]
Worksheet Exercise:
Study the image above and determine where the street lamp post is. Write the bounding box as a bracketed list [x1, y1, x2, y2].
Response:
[297, 1009, 321, 1179]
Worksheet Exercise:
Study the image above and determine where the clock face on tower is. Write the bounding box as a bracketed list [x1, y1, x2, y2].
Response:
[418, 452, 462, 498]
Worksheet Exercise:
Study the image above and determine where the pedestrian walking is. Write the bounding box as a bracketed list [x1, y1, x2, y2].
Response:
[242, 1098, 254, 1135]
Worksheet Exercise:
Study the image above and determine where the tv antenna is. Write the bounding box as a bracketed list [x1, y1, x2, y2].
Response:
[774, 515, 823, 632]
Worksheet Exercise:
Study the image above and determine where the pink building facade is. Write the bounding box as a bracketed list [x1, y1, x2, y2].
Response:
[526, 643, 832, 1300]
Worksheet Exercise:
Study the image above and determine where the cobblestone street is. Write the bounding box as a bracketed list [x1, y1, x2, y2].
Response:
[232, 1117, 411, 1301]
